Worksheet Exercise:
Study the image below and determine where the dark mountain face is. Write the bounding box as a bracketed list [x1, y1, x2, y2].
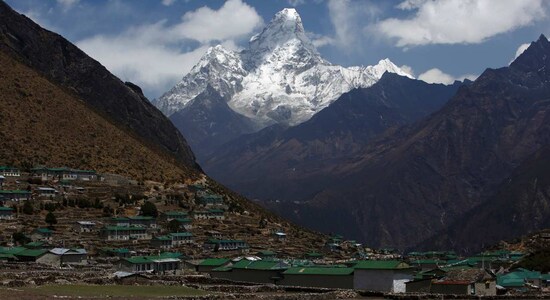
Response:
[271, 35, 550, 249]
[170, 86, 255, 162]
[422, 146, 550, 254]
[203, 73, 462, 203]
[0, 1, 198, 170]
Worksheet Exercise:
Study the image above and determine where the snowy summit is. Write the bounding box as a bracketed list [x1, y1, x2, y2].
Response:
[155, 8, 413, 128]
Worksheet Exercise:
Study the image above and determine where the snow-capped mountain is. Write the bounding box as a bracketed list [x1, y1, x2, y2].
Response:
[156, 8, 413, 128]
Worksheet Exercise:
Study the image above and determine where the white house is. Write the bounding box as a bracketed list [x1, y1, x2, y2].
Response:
[36, 248, 87, 266]
[74, 221, 96, 232]
[353, 260, 413, 293]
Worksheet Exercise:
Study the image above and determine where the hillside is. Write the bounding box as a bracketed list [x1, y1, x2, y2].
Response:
[0, 50, 195, 182]
[269, 34, 550, 249]
[422, 146, 550, 253]
[0, 0, 198, 169]
[169, 86, 256, 160]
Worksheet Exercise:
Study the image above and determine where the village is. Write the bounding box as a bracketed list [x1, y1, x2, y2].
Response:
[0, 165, 549, 299]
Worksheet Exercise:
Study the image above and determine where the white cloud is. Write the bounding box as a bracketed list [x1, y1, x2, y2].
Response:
[376, 0, 546, 47]
[512, 43, 531, 62]
[399, 65, 415, 77]
[418, 68, 477, 84]
[327, 0, 381, 50]
[306, 32, 335, 48]
[396, 0, 428, 10]
[173, 0, 263, 43]
[57, 0, 79, 11]
[287, 0, 306, 6]
[76, 0, 263, 98]
[327, 0, 353, 48]
[23, 9, 57, 32]
[162, 0, 176, 6]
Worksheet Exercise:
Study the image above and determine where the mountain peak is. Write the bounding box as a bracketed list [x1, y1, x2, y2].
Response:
[372, 58, 415, 79]
[510, 34, 550, 74]
[191, 44, 242, 72]
[246, 8, 321, 66]
[275, 8, 300, 21]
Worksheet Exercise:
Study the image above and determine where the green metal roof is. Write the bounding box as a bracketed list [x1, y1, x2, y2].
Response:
[0, 247, 27, 255]
[199, 258, 230, 266]
[497, 269, 542, 287]
[206, 239, 246, 244]
[169, 232, 193, 237]
[211, 266, 232, 272]
[163, 211, 188, 216]
[159, 252, 183, 258]
[25, 242, 44, 247]
[128, 216, 155, 220]
[31, 167, 96, 174]
[305, 252, 323, 258]
[354, 260, 410, 270]
[124, 254, 181, 264]
[174, 218, 192, 223]
[154, 236, 171, 241]
[124, 256, 153, 264]
[257, 250, 276, 256]
[35, 228, 53, 234]
[0, 207, 14, 211]
[0, 254, 17, 260]
[102, 248, 129, 253]
[102, 226, 147, 231]
[411, 259, 443, 264]
[283, 267, 354, 276]
[231, 260, 288, 270]
[15, 249, 48, 257]
[0, 190, 31, 194]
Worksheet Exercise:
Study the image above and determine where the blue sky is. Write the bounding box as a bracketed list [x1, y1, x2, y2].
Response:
[6, 0, 550, 99]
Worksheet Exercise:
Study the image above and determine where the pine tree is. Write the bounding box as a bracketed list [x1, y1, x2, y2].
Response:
[140, 201, 158, 217]
[45, 211, 57, 227]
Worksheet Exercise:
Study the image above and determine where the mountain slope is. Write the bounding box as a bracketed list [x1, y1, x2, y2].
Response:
[0, 50, 196, 181]
[423, 146, 550, 254]
[169, 86, 256, 159]
[0, 1, 198, 169]
[203, 73, 462, 203]
[273, 34, 550, 249]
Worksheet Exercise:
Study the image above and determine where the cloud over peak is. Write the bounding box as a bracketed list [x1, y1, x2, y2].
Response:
[418, 67, 477, 85]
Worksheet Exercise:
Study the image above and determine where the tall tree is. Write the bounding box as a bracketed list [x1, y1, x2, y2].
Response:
[140, 201, 158, 217]
[45, 211, 57, 227]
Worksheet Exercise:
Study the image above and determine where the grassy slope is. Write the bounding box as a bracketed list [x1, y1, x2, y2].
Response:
[0, 51, 198, 182]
